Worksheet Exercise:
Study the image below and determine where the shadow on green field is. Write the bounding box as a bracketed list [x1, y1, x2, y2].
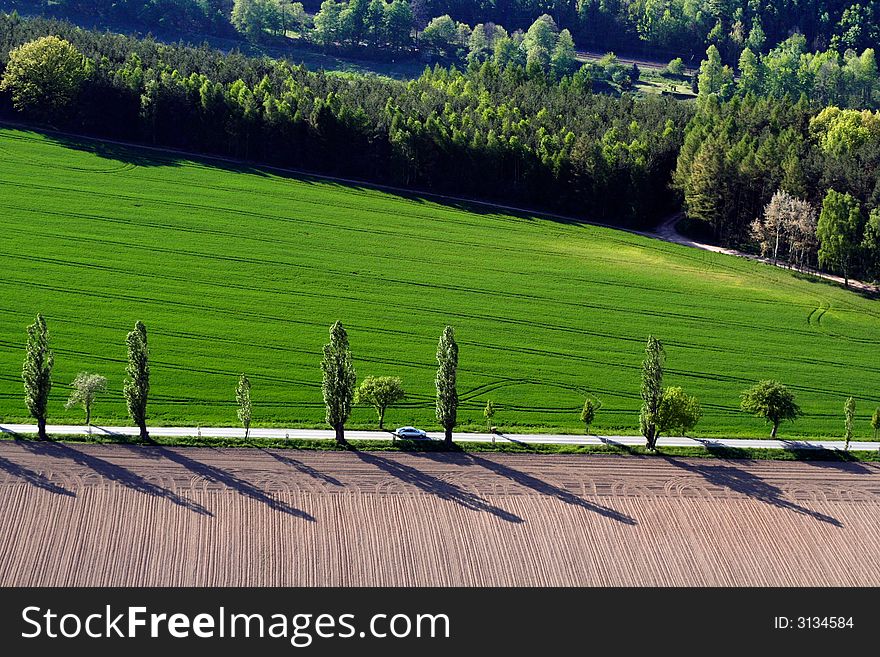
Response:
[5, 123, 603, 231]
[791, 270, 878, 299]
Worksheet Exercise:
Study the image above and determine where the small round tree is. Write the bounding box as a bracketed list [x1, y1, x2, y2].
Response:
[873, 407, 880, 440]
[580, 398, 599, 434]
[665, 57, 685, 76]
[657, 387, 702, 438]
[65, 372, 106, 426]
[740, 380, 802, 438]
[355, 375, 405, 431]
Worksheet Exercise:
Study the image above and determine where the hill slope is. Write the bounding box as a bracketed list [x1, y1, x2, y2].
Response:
[1, 128, 878, 437]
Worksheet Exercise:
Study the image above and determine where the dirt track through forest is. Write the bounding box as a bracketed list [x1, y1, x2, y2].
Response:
[0, 443, 878, 586]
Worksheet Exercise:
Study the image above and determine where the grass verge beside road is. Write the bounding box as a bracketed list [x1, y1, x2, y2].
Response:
[1, 432, 876, 462]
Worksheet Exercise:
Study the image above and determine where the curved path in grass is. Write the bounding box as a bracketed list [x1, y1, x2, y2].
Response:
[655, 213, 879, 294]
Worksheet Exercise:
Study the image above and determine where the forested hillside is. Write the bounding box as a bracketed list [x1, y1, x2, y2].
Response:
[4, 0, 879, 64]
[673, 35, 880, 283]
[0, 13, 691, 224]
[1, 11, 880, 281]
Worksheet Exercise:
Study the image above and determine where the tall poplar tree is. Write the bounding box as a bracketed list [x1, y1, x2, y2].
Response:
[321, 321, 356, 444]
[844, 396, 855, 451]
[123, 320, 150, 440]
[22, 313, 53, 440]
[435, 325, 458, 445]
[639, 335, 665, 450]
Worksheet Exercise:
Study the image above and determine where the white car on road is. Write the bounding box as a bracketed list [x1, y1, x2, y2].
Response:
[394, 426, 428, 439]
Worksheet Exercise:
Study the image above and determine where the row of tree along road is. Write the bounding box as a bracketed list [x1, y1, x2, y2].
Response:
[19, 314, 880, 449]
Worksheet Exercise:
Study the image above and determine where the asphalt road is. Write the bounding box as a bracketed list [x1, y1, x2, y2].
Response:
[1, 423, 877, 452]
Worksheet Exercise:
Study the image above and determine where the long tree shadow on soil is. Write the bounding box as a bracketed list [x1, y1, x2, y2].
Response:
[262, 449, 343, 487]
[661, 455, 843, 527]
[17, 441, 210, 515]
[693, 441, 874, 473]
[146, 443, 315, 521]
[0, 454, 76, 497]
[352, 449, 523, 524]
[413, 450, 637, 526]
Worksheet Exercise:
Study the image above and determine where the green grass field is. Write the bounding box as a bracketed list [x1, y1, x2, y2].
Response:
[1, 127, 878, 438]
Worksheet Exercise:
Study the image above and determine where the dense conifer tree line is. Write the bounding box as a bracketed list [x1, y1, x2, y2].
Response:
[0, 13, 691, 224]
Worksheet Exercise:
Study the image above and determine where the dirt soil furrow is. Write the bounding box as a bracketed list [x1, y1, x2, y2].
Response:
[0, 443, 878, 586]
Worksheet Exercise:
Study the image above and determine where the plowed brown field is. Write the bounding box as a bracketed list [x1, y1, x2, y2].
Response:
[0, 442, 878, 586]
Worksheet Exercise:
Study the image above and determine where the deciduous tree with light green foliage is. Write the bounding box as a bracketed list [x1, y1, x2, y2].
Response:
[580, 398, 599, 434]
[696, 45, 734, 104]
[384, 0, 413, 51]
[657, 387, 701, 438]
[468, 23, 489, 62]
[810, 107, 880, 157]
[639, 335, 665, 449]
[872, 407, 880, 440]
[364, 0, 386, 46]
[321, 321, 356, 444]
[844, 396, 855, 451]
[123, 321, 150, 440]
[313, 0, 343, 47]
[551, 29, 576, 78]
[817, 189, 864, 287]
[232, 0, 282, 41]
[523, 14, 558, 53]
[746, 17, 766, 52]
[65, 372, 106, 426]
[281, 1, 309, 35]
[741, 380, 801, 439]
[22, 314, 53, 440]
[665, 57, 685, 77]
[435, 325, 458, 446]
[356, 375, 405, 430]
[420, 14, 458, 58]
[0, 36, 88, 122]
[236, 374, 252, 439]
[484, 399, 495, 434]
[737, 48, 763, 95]
[861, 209, 880, 281]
